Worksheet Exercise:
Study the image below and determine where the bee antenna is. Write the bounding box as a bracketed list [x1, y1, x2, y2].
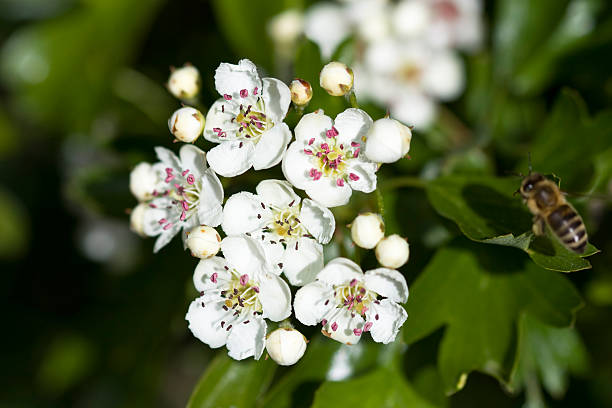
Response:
[528, 152, 533, 175]
[504, 170, 524, 178]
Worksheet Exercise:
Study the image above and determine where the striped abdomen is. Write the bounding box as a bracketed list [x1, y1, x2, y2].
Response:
[546, 204, 587, 254]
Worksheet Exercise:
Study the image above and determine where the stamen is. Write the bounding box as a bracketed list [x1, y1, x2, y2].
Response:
[187, 174, 195, 184]
[331, 322, 338, 331]
[223, 94, 232, 101]
[240, 89, 248, 98]
[308, 138, 315, 145]
[240, 274, 249, 286]
[349, 278, 358, 287]
[353, 328, 363, 336]
[349, 173, 360, 181]
[336, 178, 344, 187]
[163, 222, 173, 230]
[211, 272, 218, 283]
[364, 322, 373, 332]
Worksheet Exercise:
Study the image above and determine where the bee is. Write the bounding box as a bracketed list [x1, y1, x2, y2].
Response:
[518, 172, 588, 254]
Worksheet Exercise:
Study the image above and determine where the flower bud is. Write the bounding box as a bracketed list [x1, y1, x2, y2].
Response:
[320, 61, 354, 96]
[350, 212, 385, 249]
[167, 64, 201, 99]
[130, 162, 160, 202]
[364, 118, 412, 163]
[130, 203, 148, 237]
[290, 79, 313, 106]
[185, 225, 221, 259]
[168, 107, 205, 143]
[268, 9, 304, 48]
[265, 328, 308, 366]
[375, 234, 409, 268]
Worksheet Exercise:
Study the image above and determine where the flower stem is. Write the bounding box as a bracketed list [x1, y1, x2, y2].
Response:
[376, 189, 385, 219]
[347, 90, 359, 109]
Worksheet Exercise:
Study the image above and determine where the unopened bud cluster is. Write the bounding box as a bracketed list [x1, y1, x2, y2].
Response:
[350, 213, 409, 269]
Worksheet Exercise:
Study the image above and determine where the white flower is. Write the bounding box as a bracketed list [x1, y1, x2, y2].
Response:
[268, 9, 304, 49]
[140, 145, 224, 253]
[222, 179, 335, 286]
[356, 39, 464, 128]
[186, 225, 221, 259]
[320, 61, 354, 97]
[376, 234, 409, 268]
[345, 0, 391, 43]
[167, 64, 201, 100]
[424, 0, 484, 52]
[282, 109, 377, 207]
[203, 59, 292, 177]
[129, 162, 164, 202]
[290, 79, 313, 106]
[168, 106, 205, 143]
[266, 328, 308, 366]
[303, 3, 351, 59]
[185, 236, 292, 360]
[294, 258, 408, 345]
[350, 212, 384, 249]
[364, 117, 412, 163]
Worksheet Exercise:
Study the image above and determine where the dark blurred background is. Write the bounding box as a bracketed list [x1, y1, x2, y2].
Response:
[0, 0, 611, 407]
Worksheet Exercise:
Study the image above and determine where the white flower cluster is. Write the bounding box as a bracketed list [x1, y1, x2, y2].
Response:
[128, 59, 411, 365]
[297, 0, 484, 128]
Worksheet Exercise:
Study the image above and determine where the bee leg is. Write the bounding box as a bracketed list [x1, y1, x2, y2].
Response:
[532, 216, 545, 236]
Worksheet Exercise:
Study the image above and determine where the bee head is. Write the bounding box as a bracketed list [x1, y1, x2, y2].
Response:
[519, 173, 545, 198]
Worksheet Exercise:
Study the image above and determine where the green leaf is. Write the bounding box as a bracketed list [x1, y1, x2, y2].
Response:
[311, 366, 438, 408]
[404, 243, 583, 394]
[0, 187, 29, 259]
[493, 0, 571, 81]
[262, 336, 401, 408]
[425, 175, 598, 272]
[516, 90, 612, 193]
[187, 354, 276, 408]
[510, 314, 588, 405]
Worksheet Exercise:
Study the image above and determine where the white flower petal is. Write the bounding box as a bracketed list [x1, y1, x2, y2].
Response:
[259, 272, 292, 322]
[281, 238, 324, 286]
[155, 146, 181, 170]
[252, 123, 292, 170]
[185, 295, 232, 348]
[142, 199, 173, 236]
[221, 236, 267, 277]
[346, 160, 377, 193]
[422, 51, 464, 101]
[300, 199, 335, 244]
[365, 299, 407, 344]
[333, 108, 373, 147]
[262, 77, 291, 124]
[364, 268, 409, 303]
[304, 3, 351, 59]
[203, 99, 238, 142]
[179, 145, 207, 179]
[153, 224, 181, 253]
[317, 257, 363, 286]
[294, 111, 333, 143]
[226, 316, 267, 360]
[221, 192, 268, 236]
[193, 256, 230, 292]
[215, 59, 262, 98]
[206, 140, 255, 177]
[256, 179, 301, 208]
[261, 238, 286, 274]
[197, 168, 224, 227]
[305, 178, 352, 208]
[294, 281, 335, 325]
[323, 309, 364, 345]
[282, 142, 315, 190]
[391, 90, 437, 129]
